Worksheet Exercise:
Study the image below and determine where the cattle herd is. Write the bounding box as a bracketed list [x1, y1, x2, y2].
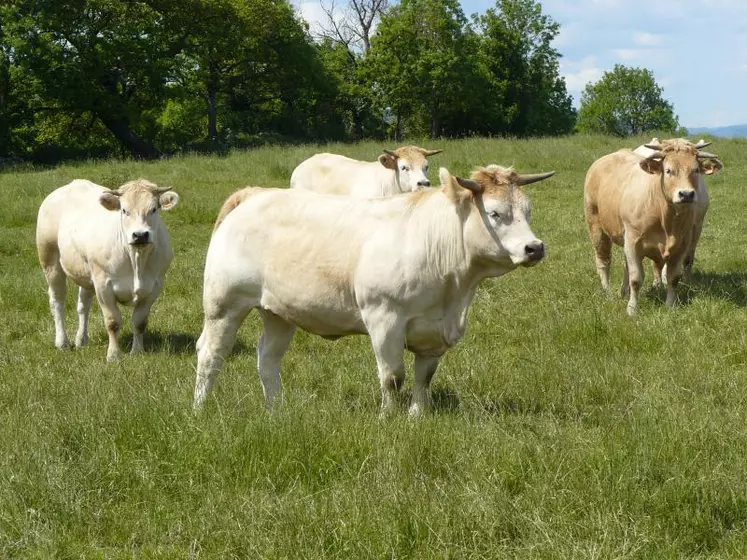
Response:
[35, 137, 723, 415]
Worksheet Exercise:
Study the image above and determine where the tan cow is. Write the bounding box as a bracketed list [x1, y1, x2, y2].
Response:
[290, 145, 442, 198]
[585, 138, 719, 315]
[36, 179, 179, 362]
[633, 138, 723, 285]
[194, 165, 554, 415]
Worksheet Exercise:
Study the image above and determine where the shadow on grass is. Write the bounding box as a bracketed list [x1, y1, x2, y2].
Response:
[643, 270, 747, 308]
[121, 331, 251, 355]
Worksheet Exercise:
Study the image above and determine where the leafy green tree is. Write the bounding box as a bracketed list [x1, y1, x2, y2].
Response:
[365, 0, 482, 138]
[475, 0, 575, 136]
[577, 64, 679, 137]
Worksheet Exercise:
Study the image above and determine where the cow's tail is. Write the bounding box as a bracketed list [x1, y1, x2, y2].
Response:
[213, 187, 255, 232]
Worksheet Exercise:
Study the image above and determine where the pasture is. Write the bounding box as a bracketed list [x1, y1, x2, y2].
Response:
[2, 135, 747, 557]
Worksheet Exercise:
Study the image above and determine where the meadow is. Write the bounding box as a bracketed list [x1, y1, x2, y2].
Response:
[2, 135, 747, 558]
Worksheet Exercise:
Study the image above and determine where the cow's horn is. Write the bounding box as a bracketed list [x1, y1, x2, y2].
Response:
[696, 151, 718, 159]
[155, 186, 173, 194]
[695, 139, 712, 149]
[422, 148, 443, 156]
[515, 171, 555, 186]
[108, 188, 123, 196]
[647, 151, 665, 160]
[382, 149, 397, 158]
[644, 143, 663, 151]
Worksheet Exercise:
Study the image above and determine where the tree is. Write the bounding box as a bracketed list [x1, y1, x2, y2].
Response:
[315, 0, 387, 53]
[474, 0, 575, 136]
[577, 64, 679, 137]
[365, 0, 482, 138]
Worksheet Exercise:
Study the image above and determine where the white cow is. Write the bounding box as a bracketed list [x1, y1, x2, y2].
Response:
[194, 165, 554, 415]
[36, 179, 180, 362]
[290, 145, 442, 198]
[633, 137, 723, 285]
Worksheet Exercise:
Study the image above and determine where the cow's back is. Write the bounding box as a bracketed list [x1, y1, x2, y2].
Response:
[585, 150, 653, 242]
[290, 153, 388, 197]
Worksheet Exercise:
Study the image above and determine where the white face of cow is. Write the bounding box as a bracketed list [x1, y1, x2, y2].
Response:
[378, 146, 442, 192]
[99, 179, 180, 246]
[441, 166, 552, 267]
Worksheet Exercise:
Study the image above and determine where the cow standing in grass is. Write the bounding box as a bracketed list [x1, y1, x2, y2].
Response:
[584, 138, 719, 315]
[36, 179, 179, 362]
[633, 138, 724, 286]
[194, 165, 554, 415]
[290, 145, 442, 198]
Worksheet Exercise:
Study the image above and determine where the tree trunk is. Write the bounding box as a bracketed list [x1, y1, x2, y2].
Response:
[206, 60, 219, 142]
[100, 115, 159, 159]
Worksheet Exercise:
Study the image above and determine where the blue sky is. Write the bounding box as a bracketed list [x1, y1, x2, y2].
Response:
[296, 0, 747, 128]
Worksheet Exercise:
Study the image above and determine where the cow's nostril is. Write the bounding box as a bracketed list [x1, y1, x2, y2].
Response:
[132, 231, 150, 243]
[525, 242, 544, 257]
[418, 180, 431, 187]
[680, 191, 695, 201]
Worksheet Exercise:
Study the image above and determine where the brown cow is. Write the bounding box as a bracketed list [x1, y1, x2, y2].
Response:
[584, 138, 719, 315]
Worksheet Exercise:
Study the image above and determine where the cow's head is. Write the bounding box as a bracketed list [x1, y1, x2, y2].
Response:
[99, 179, 180, 246]
[440, 165, 553, 267]
[639, 138, 719, 204]
[378, 145, 442, 192]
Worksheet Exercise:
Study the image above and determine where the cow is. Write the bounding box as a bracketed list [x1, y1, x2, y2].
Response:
[194, 164, 554, 415]
[289, 145, 442, 198]
[584, 138, 719, 315]
[36, 179, 180, 362]
[633, 138, 723, 286]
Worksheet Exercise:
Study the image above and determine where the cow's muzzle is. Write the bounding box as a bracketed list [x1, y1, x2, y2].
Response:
[130, 231, 152, 245]
[675, 190, 696, 204]
[522, 240, 545, 266]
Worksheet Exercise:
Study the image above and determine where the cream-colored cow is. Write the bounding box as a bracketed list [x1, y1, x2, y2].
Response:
[633, 138, 723, 285]
[290, 145, 442, 198]
[195, 165, 554, 415]
[584, 138, 719, 315]
[36, 179, 179, 362]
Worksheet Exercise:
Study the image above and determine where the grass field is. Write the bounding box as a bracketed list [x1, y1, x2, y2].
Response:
[2, 135, 747, 557]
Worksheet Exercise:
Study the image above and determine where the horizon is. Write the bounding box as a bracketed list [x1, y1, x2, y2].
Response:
[293, 0, 747, 131]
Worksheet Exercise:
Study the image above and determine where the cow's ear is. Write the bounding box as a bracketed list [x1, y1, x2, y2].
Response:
[639, 157, 663, 175]
[99, 192, 121, 211]
[378, 153, 397, 170]
[700, 158, 723, 176]
[159, 191, 180, 211]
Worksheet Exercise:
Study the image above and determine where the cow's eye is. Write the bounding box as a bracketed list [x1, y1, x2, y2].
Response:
[149, 208, 156, 215]
[665, 168, 672, 176]
[121, 208, 128, 215]
[400, 165, 409, 171]
[489, 211, 500, 220]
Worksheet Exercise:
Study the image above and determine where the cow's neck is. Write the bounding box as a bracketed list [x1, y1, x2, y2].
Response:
[126, 244, 154, 297]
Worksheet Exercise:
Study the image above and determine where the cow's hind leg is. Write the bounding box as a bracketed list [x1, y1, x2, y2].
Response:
[39, 246, 70, 349]
[256, 310, 296, 410]
[589, 222, 612, 291]
[74, 286, 94, 347]
[193, 305, 252, 409]
[623, 235, 644, 316]
[410, 354, 440, 417]
[665, 258, 685, 308]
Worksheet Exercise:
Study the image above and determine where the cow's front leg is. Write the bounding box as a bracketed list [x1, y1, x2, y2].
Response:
[410, 354, 440, 417]
[74, 286, 94, 347]
[256, 309, 296, 410]
[664, 257, 685, 308]
[130, 284, 162, 355]
[623, 235, 644, 316]
[363, 311, 406, 414]
[95, 282, 123, 362]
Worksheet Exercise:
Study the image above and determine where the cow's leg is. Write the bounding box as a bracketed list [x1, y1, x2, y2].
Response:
[74, 286, 94, 347]
[652, 261, 664, 288]
[94, 285, 123, 363]
[684, 221, 704, 282]
[410, 354, 440, 417]
[40, 252, 70, 349]
[363, 312, 406, 414]
[588, 222, 612, 291]
[665, 258, 685, 308]
[620, 257, 630, 298]
[193, 306, 251, 409]
[623, 235, 644, 316]
[130, 284, 162, 355]
[256, 309, 296, 410]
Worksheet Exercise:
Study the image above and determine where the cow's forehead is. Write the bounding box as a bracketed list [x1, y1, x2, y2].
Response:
[118, 179, 161, 207]
[392, 146, 428, 165]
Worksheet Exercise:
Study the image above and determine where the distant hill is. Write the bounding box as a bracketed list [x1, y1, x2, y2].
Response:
[686, 124, 747, 138]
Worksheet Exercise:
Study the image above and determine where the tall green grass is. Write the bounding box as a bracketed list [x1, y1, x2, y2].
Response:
[2, 135, 747, 557]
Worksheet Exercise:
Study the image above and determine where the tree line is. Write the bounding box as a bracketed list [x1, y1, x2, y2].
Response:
[0, 0, 679, 163]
